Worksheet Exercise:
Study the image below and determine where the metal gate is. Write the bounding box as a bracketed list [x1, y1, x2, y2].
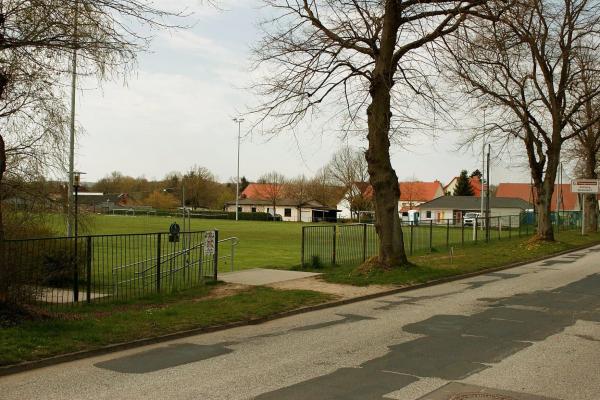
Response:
[111, 231, 218, 297]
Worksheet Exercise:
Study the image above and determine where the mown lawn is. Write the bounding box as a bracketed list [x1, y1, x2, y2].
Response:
[0, 284, 331, 366]
[310, 230, 600, 286]
[50, 214, 318, 270]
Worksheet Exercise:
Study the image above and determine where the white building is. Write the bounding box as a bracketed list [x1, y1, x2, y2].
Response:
[417, 196, 532, 226]
[225, 199, 337, 222]
[336, 181, 445, 220]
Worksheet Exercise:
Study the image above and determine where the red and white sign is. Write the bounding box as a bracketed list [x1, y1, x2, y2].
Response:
[571, 179, 600, 193]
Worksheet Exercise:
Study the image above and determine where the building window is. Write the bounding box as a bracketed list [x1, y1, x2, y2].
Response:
[402, 212, 409, 217]
[251, 207, 257, 213]
[426, 211, 432, 218]
[284, 208, 292, 217]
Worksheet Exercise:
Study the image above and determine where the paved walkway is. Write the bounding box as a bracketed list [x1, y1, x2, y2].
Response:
[2, 247, 600, 399]
[218, 268, 321, 286]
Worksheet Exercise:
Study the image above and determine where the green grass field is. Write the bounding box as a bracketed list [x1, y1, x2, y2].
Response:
[51, 214, 314, 270]
[47, 214, 544, 272]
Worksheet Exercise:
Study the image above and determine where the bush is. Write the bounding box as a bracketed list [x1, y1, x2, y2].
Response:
[40, 241, 87, 288]
[310, 255, 323, 269]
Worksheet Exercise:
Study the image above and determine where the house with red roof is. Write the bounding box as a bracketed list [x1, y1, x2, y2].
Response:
[444, 176, 482, 197]
[336, 181, 445, 219]
[225, 183, 338, 222]
[495, 183, 579, 212]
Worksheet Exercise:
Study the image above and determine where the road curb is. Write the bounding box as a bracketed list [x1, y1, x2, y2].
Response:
[2, 240, 599, 377]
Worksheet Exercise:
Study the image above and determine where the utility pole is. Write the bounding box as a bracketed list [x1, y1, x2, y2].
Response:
[233, 117, 244, 221]
[67, 0, 79, 237]
[486, 144, 491, 242]
[480, 109, 486, 230]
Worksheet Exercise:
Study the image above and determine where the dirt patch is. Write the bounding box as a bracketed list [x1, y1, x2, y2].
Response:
[267, 276, 394, 299]
[195, 283, 252, 301]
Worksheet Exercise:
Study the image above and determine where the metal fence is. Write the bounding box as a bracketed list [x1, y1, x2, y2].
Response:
[0, 230, 224, 307]
[301, 213, 582, 267]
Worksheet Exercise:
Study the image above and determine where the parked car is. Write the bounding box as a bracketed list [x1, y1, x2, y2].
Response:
[463, 212, 482, 226]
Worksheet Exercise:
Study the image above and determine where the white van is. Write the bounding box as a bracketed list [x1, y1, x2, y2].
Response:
[401, 210, 420, 225]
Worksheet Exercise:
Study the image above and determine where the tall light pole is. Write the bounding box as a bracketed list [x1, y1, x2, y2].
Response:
[233, 117, 244, 221]
[67, 0, 80, 237]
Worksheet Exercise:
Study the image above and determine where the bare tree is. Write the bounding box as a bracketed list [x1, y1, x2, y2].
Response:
[0, 0, 188, 239]
[307, 168, 342, 207]
[567, 50, 600, 232]
[253, 0, 484, 267]
[285, 175, 311, 221]
[258, 171, 287, 217]
[444, 0, 600, 241]
[326, 146, 369, 218]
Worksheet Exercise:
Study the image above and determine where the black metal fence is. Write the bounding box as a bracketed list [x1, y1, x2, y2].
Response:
[0, 230, 220, 307]
[301, 213, 582, 267]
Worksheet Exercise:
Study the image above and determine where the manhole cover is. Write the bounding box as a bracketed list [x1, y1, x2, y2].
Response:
[450, 394, 518, 400]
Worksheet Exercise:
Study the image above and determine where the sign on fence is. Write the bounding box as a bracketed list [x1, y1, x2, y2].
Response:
[571, 179, 600, 193]
[204, 231, 216, 255]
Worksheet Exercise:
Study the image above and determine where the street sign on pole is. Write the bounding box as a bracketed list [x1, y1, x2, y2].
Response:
[571, 179, 600, 193]
[571, 179, 600, 236]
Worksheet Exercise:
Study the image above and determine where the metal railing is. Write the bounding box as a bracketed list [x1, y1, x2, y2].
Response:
[301, 212, 582, 268]
[218, 237, 240, 272]
[0, 230, 241, 307]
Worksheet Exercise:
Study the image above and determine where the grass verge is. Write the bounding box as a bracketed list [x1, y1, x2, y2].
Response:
[312, 230, 600, 286]
[0, 284, 331, 366]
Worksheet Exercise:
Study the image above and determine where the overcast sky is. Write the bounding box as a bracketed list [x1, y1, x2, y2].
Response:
[73, 0, 548, 185]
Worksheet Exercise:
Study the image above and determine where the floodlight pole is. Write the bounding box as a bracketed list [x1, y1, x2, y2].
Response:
[480, 109, 486, 229]
[67, 0, 79, 237]
[486, 145, 491, 242]
[233, 117, 244, 221]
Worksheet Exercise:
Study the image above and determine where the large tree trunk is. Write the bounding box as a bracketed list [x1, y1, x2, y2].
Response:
[0, 133, 6, 304]
[365, 86, 406, 266]
[364, 1, 408, 268]
[0, 132, 5, 241]
[534, 182, 554, 241]
[533, 154, 559, 241]
[584, 147, 598, 233]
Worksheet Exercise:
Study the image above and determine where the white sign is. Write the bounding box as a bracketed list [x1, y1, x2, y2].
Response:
[204, 231, 216, 256]
[571, 179, 600, 193]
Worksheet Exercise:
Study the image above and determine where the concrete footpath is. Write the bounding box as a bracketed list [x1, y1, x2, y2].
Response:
[1, 245, 599, 399]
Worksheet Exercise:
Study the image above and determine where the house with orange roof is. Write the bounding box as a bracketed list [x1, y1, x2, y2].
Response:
[495, 183, 579, 212]
[336, 181, 445, 219]
[225, 183, 338, 222]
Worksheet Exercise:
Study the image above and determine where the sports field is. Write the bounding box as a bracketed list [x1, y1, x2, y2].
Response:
[50, 214, 535, 271]
[52, 214, 313, 270]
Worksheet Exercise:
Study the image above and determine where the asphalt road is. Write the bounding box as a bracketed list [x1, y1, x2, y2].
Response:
[2, 246, 600, 400]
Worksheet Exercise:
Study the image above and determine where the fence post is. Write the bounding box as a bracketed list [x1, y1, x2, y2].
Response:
[475, 218, 478, 243]
[362, 223, 367, 262]
[73, 237, 79, 303]
[332, 225, 337, 265]
[498, 216, 501, 240]
[86, 236, 92, 304]
[446, 220, 450, 248]
[509, 216, 512, 239]
[301, 227, 305, 268]
[461, 218, 465, 246]
[429, 220, 433, 252]
[156, 233, 162, 292]
[410, 223, 414, 255]
[213, 230, 219, 281]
